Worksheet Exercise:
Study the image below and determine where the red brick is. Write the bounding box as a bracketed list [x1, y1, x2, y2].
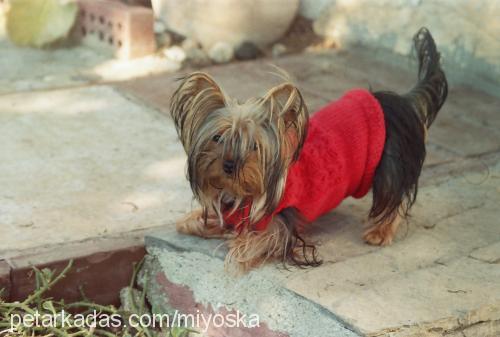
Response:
[154, 272, 289, 337]
[74, 0, 156, 59]
[8, 236, 145, 306]
[0, 260, 11, 300]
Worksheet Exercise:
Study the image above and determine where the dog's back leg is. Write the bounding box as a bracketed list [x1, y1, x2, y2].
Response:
[364, 27, 448, 245]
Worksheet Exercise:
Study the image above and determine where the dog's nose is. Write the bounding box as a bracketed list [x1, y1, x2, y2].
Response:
[223, 160, 235, 174]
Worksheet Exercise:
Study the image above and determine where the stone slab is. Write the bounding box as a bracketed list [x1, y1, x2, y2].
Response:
[469, 242, 500, 264]
[0, 85, 191, 254]
[115, 59, 330, 116]
[117, 50, 500, 169]
[145, 228, 227, 260]
[0, 40, 179, 94]
[143, 157, 500, 337]
[142, 248, 360, 337]
[273, 50, 500, 159]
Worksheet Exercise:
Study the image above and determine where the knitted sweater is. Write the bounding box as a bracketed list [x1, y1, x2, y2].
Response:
[224, 89, 386, 231]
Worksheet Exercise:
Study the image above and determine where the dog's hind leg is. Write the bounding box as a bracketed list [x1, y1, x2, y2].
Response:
[363, 209, 402, 246]
[365, 28, 447, 246]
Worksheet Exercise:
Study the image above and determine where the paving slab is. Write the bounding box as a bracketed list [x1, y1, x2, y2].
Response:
[116, 59, 330, 115]
[0, 40, 180, 94]
[142, 156, 500, 337]
[142, 244, 360, 337]
[1, 36, 499, 336]
[0, 85, 190, 257]
[117, 49, 500, 168]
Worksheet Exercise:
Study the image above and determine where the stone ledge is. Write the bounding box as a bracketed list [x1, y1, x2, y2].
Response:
[141, 156, 500, 337]
[5, 235, 145, 306]
[141, 246, 361, 337]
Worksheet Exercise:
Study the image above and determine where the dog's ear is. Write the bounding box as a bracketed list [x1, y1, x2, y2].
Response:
[262, 83, 308, 161]
[170, 72, 226, 151]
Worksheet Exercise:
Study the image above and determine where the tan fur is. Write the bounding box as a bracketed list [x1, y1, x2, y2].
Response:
[225, 217, 292, 273]
[176, 208, 232, 239]
[170, 28, 446, 272]
[177, 209, 297, 273]
[363, 211, 402, 246]
[170, 71, 308, 236]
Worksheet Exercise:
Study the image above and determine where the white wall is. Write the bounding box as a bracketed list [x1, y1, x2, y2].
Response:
[305, 0, 500, 94]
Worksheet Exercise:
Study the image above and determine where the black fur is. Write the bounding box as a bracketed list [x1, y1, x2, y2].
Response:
[280, 207, 322, 268]
[370, 27, 448, 224]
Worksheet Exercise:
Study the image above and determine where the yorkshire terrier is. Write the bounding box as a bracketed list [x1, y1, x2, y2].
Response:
[170, 28, 448, 272]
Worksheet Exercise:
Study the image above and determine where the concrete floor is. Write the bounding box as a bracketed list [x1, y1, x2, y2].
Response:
[0, 39, 180, 95]
[0, 40, 499, 336]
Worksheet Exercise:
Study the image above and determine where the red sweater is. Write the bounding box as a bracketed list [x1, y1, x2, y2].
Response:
[224, 89, 386, 231]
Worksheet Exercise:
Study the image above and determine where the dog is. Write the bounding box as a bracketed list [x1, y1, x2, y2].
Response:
[170, 28, 448, 272]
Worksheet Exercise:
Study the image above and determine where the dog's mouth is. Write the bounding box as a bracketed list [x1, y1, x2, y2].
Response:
[219, 192, 253, 214]
[220, 192, 236, 211]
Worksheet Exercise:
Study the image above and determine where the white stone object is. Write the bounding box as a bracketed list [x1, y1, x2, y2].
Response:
[271, 43, 287, 58]
[163, 45, 186, 63]
[151, 0, 299, 49]
[208, 41, 233, 64]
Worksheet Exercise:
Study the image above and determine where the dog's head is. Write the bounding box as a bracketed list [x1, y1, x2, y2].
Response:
[170, 72, 308, 223]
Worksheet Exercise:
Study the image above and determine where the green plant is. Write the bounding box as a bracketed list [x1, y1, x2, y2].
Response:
[6, 0, 78, 47]
[0, 260, 197, 337]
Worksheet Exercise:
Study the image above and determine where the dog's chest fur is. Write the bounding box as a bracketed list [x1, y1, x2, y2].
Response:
[226, 89, 387, 231]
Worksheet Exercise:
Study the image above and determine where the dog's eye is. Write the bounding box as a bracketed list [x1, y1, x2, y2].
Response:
[212, 134, 222, 143]
[253, 142, 258, 151]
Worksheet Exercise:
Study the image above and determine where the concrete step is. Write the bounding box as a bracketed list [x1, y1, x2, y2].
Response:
[0, 85, 191, 256]
[141, 155, 500, 337]
[142, 230, 361, 337]
[116, 49, 500, 168]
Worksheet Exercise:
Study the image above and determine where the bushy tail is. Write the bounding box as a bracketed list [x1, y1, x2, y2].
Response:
[369, 28, 448, 225]
[405, 27, 448, 129]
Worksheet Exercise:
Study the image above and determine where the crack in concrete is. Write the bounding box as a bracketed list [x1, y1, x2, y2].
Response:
[368, 317, 500, 337]
[418, 201, 486, 229]
[468, 254, 500, 265]
[444, 318, 500, 336]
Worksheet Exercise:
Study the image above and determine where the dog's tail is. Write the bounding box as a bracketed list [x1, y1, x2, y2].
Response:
[405, 27, 448, 129]
[369, 28, 448, 225]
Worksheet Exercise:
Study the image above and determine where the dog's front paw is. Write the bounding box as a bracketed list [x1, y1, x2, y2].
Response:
[176, 209, 230, 239]
[176, 209, 201, 235]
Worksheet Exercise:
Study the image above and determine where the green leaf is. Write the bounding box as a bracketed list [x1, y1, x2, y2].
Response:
[42, 300, 57, 315]
[6, 0, 77, 47]
[170, 327, 198, 337]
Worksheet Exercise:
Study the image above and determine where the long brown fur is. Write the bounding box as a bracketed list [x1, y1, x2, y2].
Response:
[171, 28, 447, 273]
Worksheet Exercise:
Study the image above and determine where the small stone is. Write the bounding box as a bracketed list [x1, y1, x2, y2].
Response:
[208, 41, 233, 64]
[234, 41, 261, 60]
[181, 38, 200, 50]
[155, 32, 172, 48]
[163, 46, 186, 63]
[271, 43, 287, 58]
[186, 48, 211, 67]
[154, 20, 167, 34]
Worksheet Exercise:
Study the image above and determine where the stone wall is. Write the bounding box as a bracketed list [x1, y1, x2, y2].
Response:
[303, 0, 500, 96]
